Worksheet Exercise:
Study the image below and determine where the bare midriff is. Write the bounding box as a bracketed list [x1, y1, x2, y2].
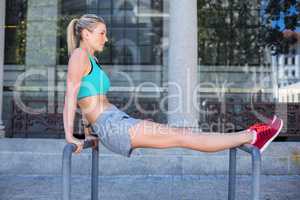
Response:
[77, 94, 113, 124]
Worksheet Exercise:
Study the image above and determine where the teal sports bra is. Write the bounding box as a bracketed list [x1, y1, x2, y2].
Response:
[77, 53, 111, 100]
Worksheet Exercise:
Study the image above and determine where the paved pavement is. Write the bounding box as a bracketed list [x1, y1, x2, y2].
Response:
[0, 175, 299, 200]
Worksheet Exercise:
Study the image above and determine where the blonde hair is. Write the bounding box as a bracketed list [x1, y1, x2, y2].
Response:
[66, 14, 105, 56]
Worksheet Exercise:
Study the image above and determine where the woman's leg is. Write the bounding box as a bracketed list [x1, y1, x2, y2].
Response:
[129, 120, 254, 153]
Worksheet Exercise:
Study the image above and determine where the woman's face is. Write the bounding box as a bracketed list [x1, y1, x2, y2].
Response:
[84, 22, 108, 52]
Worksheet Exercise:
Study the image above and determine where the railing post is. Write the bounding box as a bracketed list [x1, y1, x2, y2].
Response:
[91, 144, 99, 200]
[228, 145, 261, 200]
[228, 148, 237, 200]
[62, 143, 76, 200]
[62, 135, 99, 200]
[251, 147, 261, 200]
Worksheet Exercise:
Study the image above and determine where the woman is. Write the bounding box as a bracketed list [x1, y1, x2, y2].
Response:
[63, 14, 282, 156]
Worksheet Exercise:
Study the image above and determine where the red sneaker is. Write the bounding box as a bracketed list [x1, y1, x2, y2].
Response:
[248, 115, 276, 132]
[250, 117, 283, 153]
[248, 123, 269, 132]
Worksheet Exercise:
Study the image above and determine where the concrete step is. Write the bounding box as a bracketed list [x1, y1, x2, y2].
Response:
[0, 138, 300, 176]
[0, 175, 299, 200]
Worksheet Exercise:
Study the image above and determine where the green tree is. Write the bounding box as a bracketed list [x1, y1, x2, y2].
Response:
[197, 0, 300, 66]
[261, 0, 299, 54]
[198, 0, 263, 66]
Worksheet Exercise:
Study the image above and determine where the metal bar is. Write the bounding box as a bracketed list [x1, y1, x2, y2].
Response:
[62, 143, 76, 200]
[228, 148, 237, 200]
[251, 147, 261, 200]
[92, 146, 99, 200]
[238, 144, 256, 154]
[62, 136, 99, 200]
[228, 144, 261, 200]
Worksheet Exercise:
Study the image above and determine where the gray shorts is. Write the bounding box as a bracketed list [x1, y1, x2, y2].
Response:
[91, 105, 142, 157]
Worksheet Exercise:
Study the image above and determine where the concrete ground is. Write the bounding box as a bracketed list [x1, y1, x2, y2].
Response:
[0, 175, 299, 200]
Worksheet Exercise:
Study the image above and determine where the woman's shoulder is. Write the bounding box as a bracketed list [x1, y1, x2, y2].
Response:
[70, 48, 89, 60]
[68, 48, 90, 66]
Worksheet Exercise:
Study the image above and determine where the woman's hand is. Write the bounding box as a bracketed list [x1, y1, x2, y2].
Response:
[67, 137, 84, 154]
[85, 135, 99, 149]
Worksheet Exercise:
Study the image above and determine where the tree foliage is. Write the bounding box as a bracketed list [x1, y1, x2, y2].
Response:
[198, 0, 264, 66]
[262, 0, 300, 54]
[197, 0, 300, 66]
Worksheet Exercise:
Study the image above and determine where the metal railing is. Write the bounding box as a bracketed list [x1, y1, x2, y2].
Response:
[228, 144, 261, 200]
[61, 136, 260, 200]
[62, 134, 99, 200]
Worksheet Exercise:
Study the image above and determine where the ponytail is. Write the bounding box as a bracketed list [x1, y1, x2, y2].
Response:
[67, 19, 79, 56]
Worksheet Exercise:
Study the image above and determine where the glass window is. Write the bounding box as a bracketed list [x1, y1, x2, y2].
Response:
[285, 57, 288, 65]
[292, 70, 295, 77]
[4, 0, 27, 64]
[292, 57, 295, 65]
[58, 0, 164, 65]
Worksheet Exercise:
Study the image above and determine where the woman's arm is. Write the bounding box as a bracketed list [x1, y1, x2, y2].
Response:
[63, 49, 89, 146]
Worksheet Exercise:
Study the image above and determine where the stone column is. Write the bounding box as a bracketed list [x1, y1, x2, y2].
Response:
[26, 0, 58, 67]
[0, 0, 6, 137]
[168, 0, 199, 128]
[25, 0, 58, 111]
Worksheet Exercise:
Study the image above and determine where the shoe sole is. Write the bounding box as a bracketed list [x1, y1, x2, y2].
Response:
[260, 118, 283, 153]
[272, 115, 277, 124]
